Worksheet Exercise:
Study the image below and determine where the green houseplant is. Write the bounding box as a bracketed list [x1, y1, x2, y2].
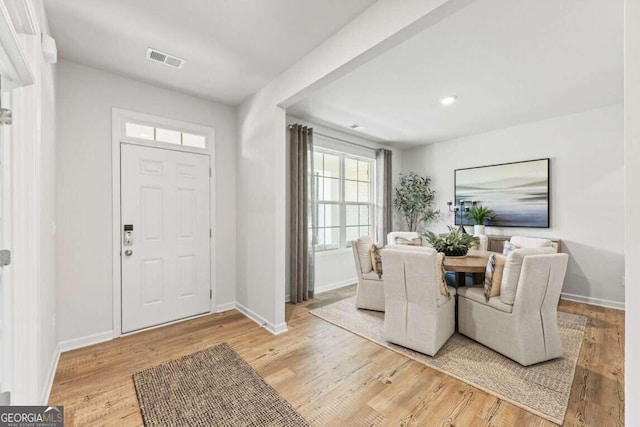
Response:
[465, 205, 494, 236]
[423, 226, 479, 257]
[393, 172, 440, 232]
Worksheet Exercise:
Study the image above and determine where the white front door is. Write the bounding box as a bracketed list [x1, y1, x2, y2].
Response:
[121, 143, 211, 333]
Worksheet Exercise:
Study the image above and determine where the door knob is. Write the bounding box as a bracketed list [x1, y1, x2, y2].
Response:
[124, 250, 133, 256]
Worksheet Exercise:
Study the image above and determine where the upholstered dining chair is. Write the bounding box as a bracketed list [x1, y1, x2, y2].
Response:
[386, 231, 422, 246]
[381, 246, 456, 356]
[457, 247, 567, 366]
[510, 235, 559, 252]
[352, 236, 385, 311]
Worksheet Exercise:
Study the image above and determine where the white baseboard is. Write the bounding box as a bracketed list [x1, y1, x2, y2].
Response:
[285, 278, 356, 303]
[235, 302, 288, 335]
[561, 292, 625, 310]
[215, 301, 236, 312]
[41, 343, 61, 404]
[59, 330, 114, 353]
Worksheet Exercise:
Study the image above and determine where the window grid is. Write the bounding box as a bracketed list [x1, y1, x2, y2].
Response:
[312, 149, 374, 252]
[125, 121, 207, 149]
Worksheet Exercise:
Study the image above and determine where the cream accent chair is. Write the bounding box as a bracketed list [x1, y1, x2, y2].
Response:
[352, 236, 385, 311]
[510, 235, 559, 252]
[457, 247, 568, 366]
[386, 231, 422, 246]
[381, 246, 456, 356]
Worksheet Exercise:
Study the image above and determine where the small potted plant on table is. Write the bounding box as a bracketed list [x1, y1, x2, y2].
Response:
[465, 205, 494, 236]
[423, 226, 479, 257]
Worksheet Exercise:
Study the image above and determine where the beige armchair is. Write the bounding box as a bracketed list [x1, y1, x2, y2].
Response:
[381, 246, 456, 356]
[510, 235, 559, 252]
[457, 247, 568, 366]
[352, 236, 385, 311]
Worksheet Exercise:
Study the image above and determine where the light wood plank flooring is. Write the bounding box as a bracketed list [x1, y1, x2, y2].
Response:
[49, 285, 624, 426]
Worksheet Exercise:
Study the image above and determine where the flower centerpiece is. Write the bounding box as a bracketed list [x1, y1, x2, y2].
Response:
[423, 226, 480, 257]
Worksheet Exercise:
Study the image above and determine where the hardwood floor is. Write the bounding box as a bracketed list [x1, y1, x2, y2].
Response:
[49, 285, 624, 426]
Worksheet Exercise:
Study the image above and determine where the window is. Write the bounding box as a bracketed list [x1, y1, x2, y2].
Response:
[125, 122, 206, 149]
[313, 148, 374, 252]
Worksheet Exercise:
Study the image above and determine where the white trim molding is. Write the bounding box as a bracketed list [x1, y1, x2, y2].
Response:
[41, 344, 60, 405]
[561, 292, 625, 311]
[0, 1, 33, 89]
[58, 331, 114, 353]
[235, 303, 288, 335]
[215, 302, 236, 313]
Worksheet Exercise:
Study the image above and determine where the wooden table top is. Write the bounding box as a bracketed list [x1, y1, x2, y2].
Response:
[443, 250, 493, 273]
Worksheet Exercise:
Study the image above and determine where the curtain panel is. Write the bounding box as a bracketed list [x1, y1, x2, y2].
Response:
[376, 148, 392, 245]
[289, 124, 315, 303]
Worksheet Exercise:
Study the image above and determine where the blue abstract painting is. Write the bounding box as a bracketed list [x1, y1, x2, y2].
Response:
[454, 159, 549, 228]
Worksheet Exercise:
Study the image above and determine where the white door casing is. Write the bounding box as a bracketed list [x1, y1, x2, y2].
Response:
[121, 143, 211, 333]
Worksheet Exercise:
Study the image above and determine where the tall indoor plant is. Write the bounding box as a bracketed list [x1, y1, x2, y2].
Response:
[465, 205, 494, 235]
[393, 172, 440, 232]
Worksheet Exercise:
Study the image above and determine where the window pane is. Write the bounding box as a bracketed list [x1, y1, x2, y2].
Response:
[325, 228, 340, 250]
[360, 226, 371, 238]
[358, 161, 370, 182]
[323, 177, 340, 201]
[182, 132, 206, 148]
[126, 123, 154, 140]
[346, 204, 358, 226]
[315, 227, 325, 251]
[345, 180, 357, 202]
[156, 127, 181, 144]
[323, 153, 340, 178]
[316, 204, 325, 227]
[314, 176, 323, 201]
[325, 204, 340, 227]
[346, 226, 359, 246]
[313, 152, 323, 176]
[358, 182, 370, 203]
[359, 205, 369, 225]
[345, 158, 358, 180]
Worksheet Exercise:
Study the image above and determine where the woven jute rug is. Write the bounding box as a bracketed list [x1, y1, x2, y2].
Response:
[133, 343, 309, 427]
[310, 296, 587, 425]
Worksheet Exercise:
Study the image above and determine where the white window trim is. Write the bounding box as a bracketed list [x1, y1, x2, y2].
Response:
[111, 108, 216, 338]
[313, 146, 376, 253]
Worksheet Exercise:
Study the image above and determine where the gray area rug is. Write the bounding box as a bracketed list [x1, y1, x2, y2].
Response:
[133, 343, 309, 427]
[310, 296, 587, 425]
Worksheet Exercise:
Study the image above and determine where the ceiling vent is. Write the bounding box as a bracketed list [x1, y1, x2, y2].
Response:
[146, 48, 185, 69]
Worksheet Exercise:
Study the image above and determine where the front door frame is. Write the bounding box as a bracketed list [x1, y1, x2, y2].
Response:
[111, 108, 216, 337]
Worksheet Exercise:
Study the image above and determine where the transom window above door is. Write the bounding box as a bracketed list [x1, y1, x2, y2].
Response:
[125, 122, 207, 149]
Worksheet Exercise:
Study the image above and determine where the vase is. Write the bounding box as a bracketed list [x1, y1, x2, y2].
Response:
[474, 225, 485, 236]
[442, 248, 468, 257]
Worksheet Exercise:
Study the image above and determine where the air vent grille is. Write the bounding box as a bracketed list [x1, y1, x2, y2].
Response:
[146, 48, 185, 69]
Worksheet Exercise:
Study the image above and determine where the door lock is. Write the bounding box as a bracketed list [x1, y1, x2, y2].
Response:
[124, 250, 133, 256]
[123, 224, 134, 246]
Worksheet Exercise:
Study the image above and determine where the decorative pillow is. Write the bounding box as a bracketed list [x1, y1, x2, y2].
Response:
[503, 241, 520, 255]
[484, 253, 507, 301]
[436, 252, 450, 298]
[394, 236, 422, 246]
[355, 236, 374, 273]
[369, 244, 383, 278]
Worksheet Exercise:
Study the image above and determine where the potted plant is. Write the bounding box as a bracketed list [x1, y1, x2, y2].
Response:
[465, 205, 494, 236]
[423, 226, 480, 257]
[393, 172, 440, 232]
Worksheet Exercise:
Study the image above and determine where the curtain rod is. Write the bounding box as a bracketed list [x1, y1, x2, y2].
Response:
[288, 124, 380, 152]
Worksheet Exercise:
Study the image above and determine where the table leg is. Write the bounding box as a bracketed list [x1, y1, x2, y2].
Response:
[473, 272, 484, 285]
[454, 272, 465, 332]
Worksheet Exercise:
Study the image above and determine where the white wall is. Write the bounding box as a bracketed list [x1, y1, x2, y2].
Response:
[56, 60, 237, 343]
[7, 0, 58, 404]
[285, 116, 403, 297]
[237, 0, 473, 332]
[624, 0, 640, 423]
[402, 104, 624, 306]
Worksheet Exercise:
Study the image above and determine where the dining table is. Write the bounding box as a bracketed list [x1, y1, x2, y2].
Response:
[443, 249, 493, 287]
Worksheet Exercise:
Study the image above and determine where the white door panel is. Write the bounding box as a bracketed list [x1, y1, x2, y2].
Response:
[121, 144, 210, 333]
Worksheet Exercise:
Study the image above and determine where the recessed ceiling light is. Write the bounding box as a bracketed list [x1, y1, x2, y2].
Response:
[440, 95, 457, 106]
[349, 124, 367, 130]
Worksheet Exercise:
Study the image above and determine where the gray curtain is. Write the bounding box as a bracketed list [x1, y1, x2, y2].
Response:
[289, 124, 315, 303]
[376, 149, 393, 244]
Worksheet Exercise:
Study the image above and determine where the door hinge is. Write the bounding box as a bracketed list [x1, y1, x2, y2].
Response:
[209, 229, 212, 238]
[209, 167, 212, 177]
[0, 249, 11, 267]
[209, 289, 212, 299]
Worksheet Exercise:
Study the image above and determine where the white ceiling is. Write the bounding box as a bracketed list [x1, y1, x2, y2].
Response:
[288, 0, 624, 147]
[44, 0, 377, 105]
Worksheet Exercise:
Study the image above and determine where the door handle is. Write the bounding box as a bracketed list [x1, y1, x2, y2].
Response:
[124, 250, 133, 256]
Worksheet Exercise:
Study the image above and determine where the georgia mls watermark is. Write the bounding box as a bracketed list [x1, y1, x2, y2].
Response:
[0, 406, 63, 427]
